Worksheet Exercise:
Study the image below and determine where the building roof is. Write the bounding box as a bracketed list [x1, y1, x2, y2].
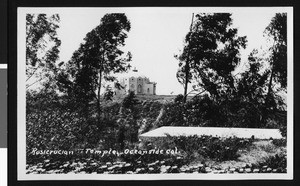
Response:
[119, 68, 150, 79]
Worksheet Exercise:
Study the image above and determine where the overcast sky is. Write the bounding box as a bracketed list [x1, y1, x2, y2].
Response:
[42, 7, 288, 95]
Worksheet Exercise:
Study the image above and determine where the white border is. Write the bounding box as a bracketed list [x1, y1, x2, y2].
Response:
[17, 7, 294, 180]
[0, 149, 7, 185]
[286, 5, 294, 180]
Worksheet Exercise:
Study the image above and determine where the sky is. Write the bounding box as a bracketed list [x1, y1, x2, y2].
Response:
[53, 7, 287, 95]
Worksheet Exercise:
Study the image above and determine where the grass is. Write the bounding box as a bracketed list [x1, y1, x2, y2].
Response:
[141, 136, 286, 171]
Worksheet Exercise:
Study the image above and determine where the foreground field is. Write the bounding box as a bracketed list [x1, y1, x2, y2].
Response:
[26, 136, 287, 174]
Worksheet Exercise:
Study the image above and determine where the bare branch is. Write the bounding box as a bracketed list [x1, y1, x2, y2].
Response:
[26, 77, 44, 89]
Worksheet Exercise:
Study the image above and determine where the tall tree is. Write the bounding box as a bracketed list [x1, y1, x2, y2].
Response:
[26, 14, 61, 89]
[176, 13, 247, 101]
[237, 50, 269, 103]
[236, 49, 286, 128]
[180, 13, 194, 103]
[265, 13, 287, 98]
[58, 13, 132, 118]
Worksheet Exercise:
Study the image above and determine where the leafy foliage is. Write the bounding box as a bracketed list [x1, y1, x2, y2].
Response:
[26, 90, 86, 163]
[272, 138, 287, 147]
[265, 13, 287, 90]
[174, 13, 287, 131]
[176, 13, 247, 99]
[103, 85, 115, 101]
[158, 93, 286, 129]
[122, 91, 139, 109]
[57, 13, 132, 107]
[237, 50, 269, 104]
[260, 152, 287, 172]
[26, 14, 61, 89]
[174, 94, 184, 103]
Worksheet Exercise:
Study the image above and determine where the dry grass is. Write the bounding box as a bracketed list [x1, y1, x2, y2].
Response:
[190, 139, 286, 169]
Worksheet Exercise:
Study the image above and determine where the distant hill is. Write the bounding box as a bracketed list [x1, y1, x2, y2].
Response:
[136, 94, 176, 103]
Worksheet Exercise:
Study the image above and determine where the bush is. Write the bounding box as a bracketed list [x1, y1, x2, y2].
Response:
[26, 108, 87, 162]
[272, 138, 287, 147]
[174, 94, 184, 103]
[122, 91, 138, 109]
[185, 95, 224, 127]
[26, 90, 105, 164]
[157, 102, 186, 127]
[260, 152, 287, 172]
[159, 95, 227, 127]
[157, 93, 286, 130]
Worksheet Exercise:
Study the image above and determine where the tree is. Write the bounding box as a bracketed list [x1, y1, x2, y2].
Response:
[26, 14, 61, 89]
[176, 13, 247, 101]
[237, 50, 270, 104]
[265, 13, 287, 97]
[233, 47, 286, 129]
[234, 50, 271, 127]
[116, 91, 139, 149]
[58, 13, 132, 119]
[122, 91, 138, 109]
[103, 85, 115, 101]
[176, 13, 194, 103]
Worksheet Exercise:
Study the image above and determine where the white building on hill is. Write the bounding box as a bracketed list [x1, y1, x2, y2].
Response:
[115, 68, 156, 97]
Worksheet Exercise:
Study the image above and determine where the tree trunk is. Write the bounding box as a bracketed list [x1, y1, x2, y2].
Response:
[97, 48, 105, 125]
[267, 68, 274, 100]
[183, 13, 194, 103]
[97, 70, 102, 124]
[183, 62, 189, 103]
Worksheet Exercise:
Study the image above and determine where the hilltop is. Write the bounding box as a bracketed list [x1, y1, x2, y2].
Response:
[112, 94, 194, 104]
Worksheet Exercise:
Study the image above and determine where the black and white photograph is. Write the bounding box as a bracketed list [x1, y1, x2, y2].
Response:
[17, 7, 293, 180]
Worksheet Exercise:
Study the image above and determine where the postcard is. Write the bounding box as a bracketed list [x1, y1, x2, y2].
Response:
[17, 7, 293, 180]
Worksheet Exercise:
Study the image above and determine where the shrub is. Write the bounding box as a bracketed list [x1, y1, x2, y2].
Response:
[159, 95, 226, 127]
[26, 108, 87, 163]
[260, 152, 287, 172]
[122, 91, 138, 109]
[272, 138, 287, 147]
[26, 90, 106, 164]
[158, 102, 186, 127]
[158, 93, 286, 130]
[185, 95, 224, 127]
[174, 94, 184, 103]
